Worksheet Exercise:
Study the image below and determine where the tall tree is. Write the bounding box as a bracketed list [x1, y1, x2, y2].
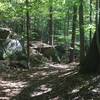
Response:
[48, 0, 53, 45]
[64, 0, 69, 41]
[69, 5, 77, 62]
[79, 0, 85, 64]
[26, 0, 30, 68]
[89, 0, 92, 45]
[80, 0, 100, 73]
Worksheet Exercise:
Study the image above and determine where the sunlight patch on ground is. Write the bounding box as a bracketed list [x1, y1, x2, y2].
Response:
[68, 87, 80, 95]
[31, 84, 52, 97]
[92, 75, 100, 82]
[71, 88, 80, 93]
[0, 80, 28, 98]
[73, 96, 81, 100]
[50, 96, 63, 100]
[48, 63, 69, 69]
[0, 97, 9, 100]
[92, 88, 99, 93]
[29, 70, 59, 78]
[58, 71, 77, 78]
[46, 62, 78, 70]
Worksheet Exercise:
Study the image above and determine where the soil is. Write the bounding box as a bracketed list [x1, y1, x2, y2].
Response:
[0, 62, 100, 100]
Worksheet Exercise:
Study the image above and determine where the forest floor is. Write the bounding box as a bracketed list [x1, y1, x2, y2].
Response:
[0, 62, 100, 100]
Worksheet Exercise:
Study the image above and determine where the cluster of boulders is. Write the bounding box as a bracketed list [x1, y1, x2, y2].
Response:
[0, 28, 47, 68]
[0, 28, 67, 68]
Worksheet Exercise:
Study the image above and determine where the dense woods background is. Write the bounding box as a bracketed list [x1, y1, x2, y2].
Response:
[0, 0, 100, 99]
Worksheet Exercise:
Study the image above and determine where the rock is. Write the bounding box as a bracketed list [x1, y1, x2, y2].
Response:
[3, 39, 48, 68]
[3, 39, 23, 59]
[0, 28, 11, 39]
[29, 47, 48, 66]
[28, 41, 61, 62]
[0, 28, 11, 59]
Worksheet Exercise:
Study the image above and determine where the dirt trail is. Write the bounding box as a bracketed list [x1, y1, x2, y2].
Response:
[0, 63, 99, 100]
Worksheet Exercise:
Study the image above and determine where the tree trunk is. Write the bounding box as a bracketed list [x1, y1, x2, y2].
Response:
[80, 32, 100, 73]
[48, 0, 53, 45]
[64, 0, 69, 41]
[67, 9, 70, 36]
[79, 0, 85, 65]
[89, 0, 92, 45]
[69, 5, 77, 62]
[80, 0, 100, 73]
[26, 0, 30, 68]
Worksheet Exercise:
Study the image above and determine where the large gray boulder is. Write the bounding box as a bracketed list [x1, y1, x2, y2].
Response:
[0, 28, 11, 59]
[3, 38, 27, 68]
[3, 39, 23, 59]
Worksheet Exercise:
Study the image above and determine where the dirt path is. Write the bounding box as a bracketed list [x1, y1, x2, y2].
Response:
[0, 63, 100, 100]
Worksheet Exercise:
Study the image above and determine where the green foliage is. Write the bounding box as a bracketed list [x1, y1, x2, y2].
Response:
[0, 0, 96, 47]
[0, 2, 15, 19]
[55, 34, 71, 45]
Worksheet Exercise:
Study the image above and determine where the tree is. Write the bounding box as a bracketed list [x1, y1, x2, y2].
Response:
[89, 0, 92, 45]
[80, 0, 100, 73]
[64, 0, 69, 41]
[69, 4, 77, 62]
[26, 0, 30, 68]
[48, 0, 53, 45]
[79, 0, 85, 65]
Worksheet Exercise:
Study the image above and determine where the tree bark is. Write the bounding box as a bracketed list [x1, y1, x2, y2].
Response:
[26, 0, 30, 68]
[48, 0, 53, 45]
[69, 5, 77, 62]
[79, 0, 85, 65]
[80, 0, 100, 73]
[80, 32, 100, 73]
[89, 0, 92, 45]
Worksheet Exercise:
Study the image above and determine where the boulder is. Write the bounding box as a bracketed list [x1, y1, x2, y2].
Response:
[0, 28, 11, 39]
[0, 28, 11, 59]
[3, 39, 23, 59]
[29, 47, 48, 66]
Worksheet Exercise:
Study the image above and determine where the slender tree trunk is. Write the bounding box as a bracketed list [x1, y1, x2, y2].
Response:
[64, 7, 70, 39]
[79, 0, 85, 65]
[48, 0, 53, 45]
[96, 0, 100, 56]
[64, 0, 68, 42]
[26, 0, 30, 68]
[67, 9, 70, 36]
[69, 5, 77, 62]
[64, 13, 67, 42]
[89, 0, 92, 45]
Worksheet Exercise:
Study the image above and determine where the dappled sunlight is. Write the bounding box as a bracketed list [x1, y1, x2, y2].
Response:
[71, 88, 80, 94]
[0, 63, 100, 99]
[31, 84, 52, 97]
[58, 71, 78, 78]
[63, 75, 100, 99]
[0, 97, 9, 100]
[92, 88, 100, 93]
[47, 62, 79, 69]
[91, 75, 100, 82]
[0, 0, 98, 99]
[28, 70, 59, 79]
[50, 96, 63, 100]
[0, 79, 28, 99]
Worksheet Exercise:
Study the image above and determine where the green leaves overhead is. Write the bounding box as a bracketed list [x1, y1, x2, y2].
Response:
[0, 2, 16, 19]
[0, 0, 96, 40]
[0, 0, 81, 20]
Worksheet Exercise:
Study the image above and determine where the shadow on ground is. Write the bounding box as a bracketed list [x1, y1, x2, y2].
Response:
[0, 63, 100, 100]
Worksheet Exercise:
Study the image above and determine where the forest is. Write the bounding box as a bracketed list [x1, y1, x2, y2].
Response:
[0, 0, 100, 100]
